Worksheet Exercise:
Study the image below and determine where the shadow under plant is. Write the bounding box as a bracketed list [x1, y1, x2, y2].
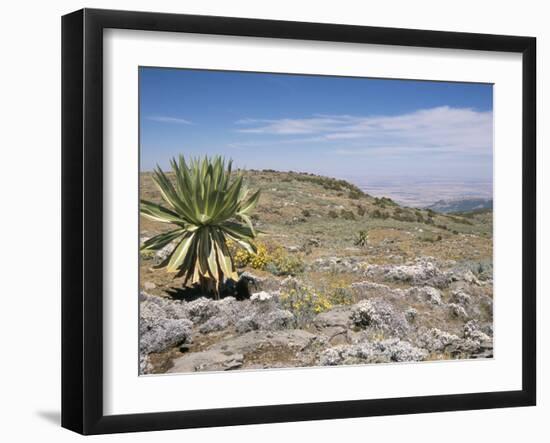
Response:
[139, 163, 493, 374]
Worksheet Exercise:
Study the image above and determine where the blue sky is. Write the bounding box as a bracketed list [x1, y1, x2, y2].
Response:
[139, 67, 493, 183]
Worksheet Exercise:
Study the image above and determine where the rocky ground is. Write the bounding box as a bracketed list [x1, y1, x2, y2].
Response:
[139, 170, 493, 374]
[140, 256, 493, 374]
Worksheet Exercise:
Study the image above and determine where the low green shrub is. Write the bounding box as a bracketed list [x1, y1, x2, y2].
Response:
[356, 204, 366, 217]
[340, 209, 356, 220]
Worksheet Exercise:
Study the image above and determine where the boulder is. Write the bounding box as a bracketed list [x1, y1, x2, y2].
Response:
[235, 309, 296, 333]
[185, 296, 242, 327]
[318, 338, 427, 366]
[143, 281, 156, 290]
[140, 317, 193, 355]
[448, 303, 469, 320]
[140, 291, 188, 319]
[365, 258, 452, 288]
[317, 326, 350, 346]
[167, 330, 319, 372]
[451, 290, 472, 305]
[417, 326, 491, 358]
[314, 306, 353, 329]
[250, 291, 276, 302]
[139, 293, 193, 355]
[419, 328, 461, 352]
[209, 330, 316, 355]
[180, 292, 298, 335]
[168, 350, 244, 372]
[350, 299, 409, 335]
[185, 297, 223, 324]
[463, 320, 491, 343]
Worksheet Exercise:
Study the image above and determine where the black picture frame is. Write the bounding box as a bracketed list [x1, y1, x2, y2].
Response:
[61, 8, 536, 435]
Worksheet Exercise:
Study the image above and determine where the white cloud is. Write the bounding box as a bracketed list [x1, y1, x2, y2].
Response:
[236, 117, 345, 135]
[147, 116, 193, 125]
[234, 107, 493, 156]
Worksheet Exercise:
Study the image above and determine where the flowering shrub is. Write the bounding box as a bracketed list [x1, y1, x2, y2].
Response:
[268, 247, 305, 276]
[250, 243, 269, 269]
[228, 240, 269, 270]
[229, 240, 304, 276]
[324, 278, 355, 306]
[280, 286, 333, 325]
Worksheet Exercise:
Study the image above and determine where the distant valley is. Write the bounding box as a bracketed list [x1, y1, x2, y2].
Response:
[425, 198, 493, 214]
[346, 176, 493, 210]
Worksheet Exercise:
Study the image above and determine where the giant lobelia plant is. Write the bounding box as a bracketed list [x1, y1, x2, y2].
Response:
[140, 155, 260, 298]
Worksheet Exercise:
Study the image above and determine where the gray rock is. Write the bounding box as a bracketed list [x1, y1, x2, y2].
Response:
[463, 320, 491, 342]
[143, 281, 156, 290]
[482, 323, 494, 336]
[418, 326, 492, 358]
[181, 292, 297, 334]
[168, 350, 244, 372]
[373, 338, 428, 362]
[235, 309, 295, 333]
[318, 348, 343, 366]
[185, 297, 222, 324]
[318, 338, 427, 366]
[448, 303, 469, 320]
[318, 326, 350, 345]
[452, 290, 472, 305]
[211, 329, 316, 354]
[307, 238, 321, 247]
[350, 299, 409, 335]
[407, 286, 442, 305]
[405, 307, 418, 323]
[419, 328, 461, 352]
[155, 243, 176, 262]
[250, 291, 276, 302]
[451, 260, 493, 282]
[140, 317, 193, 354]
[140, 292, 188, 320]
[233, 291, 296, 333]
[365, 258, 444, 286]
[314, 306, 353, 328]
[461, 270, 481, 286]
[199, 316, 232, 334]
[139, 354, 152, 375]
[140, 293, 193, 355]
[286, 245, 301, 253]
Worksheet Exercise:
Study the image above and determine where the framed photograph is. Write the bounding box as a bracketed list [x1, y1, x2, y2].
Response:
[61, 8, 536, 435]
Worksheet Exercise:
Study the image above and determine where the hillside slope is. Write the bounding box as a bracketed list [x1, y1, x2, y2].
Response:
[139, 170, 493, 374]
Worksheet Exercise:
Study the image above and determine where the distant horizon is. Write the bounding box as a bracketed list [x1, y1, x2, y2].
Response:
[140, 164, 492, 208]
[140, 67, 493, 205]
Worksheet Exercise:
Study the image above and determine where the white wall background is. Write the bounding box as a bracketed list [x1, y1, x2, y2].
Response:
[0, 0, 545, 441]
